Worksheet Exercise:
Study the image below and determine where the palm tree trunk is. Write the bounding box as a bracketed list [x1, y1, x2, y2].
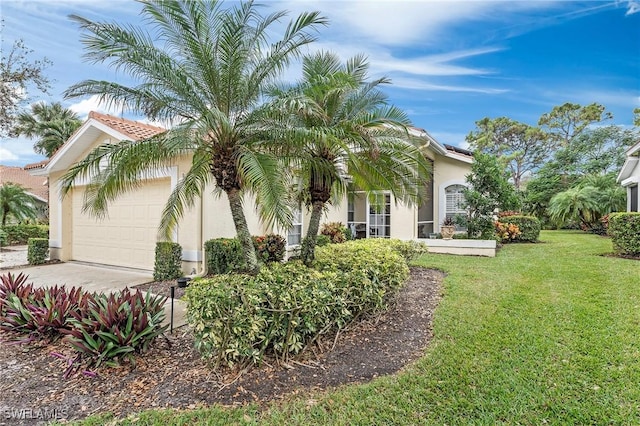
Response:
[301, 200, 325, 266]
[226, 188, 259, 274]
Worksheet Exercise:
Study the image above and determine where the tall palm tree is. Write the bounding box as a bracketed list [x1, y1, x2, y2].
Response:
[269, 52, 431, 264]
[12, 101, 82, 157]
[59, 0, 327, 273]
[0, 183, 38, 226]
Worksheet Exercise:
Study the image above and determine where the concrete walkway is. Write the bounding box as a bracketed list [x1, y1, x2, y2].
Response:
[0, 256, 187, 329]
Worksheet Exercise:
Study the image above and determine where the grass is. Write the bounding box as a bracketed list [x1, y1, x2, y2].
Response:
[77, 231, 640, 425]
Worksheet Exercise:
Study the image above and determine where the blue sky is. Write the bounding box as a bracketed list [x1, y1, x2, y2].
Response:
[1, 0, 639, 167]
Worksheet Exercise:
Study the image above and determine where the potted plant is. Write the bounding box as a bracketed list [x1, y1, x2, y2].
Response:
[440, 217, 456, 240]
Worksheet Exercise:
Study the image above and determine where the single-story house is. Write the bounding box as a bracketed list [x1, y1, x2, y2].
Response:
[30, 112, 473, 273]
[0, 164, 49, 222]
[617, 139, 640, 212]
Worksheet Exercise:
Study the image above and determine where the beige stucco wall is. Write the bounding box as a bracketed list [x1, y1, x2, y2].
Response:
[432, 154, 472, 230]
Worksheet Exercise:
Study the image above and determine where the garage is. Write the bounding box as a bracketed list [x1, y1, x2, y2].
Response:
[71, 178, 171, 270]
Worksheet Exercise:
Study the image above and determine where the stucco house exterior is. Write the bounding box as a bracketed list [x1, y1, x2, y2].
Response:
[30, 112, 472, 273]
[617, 139, 640, 212]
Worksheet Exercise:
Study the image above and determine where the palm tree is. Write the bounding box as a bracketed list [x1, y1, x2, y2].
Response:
[0, 183, 38, 226]
[60, 0, 327, 273]
[12, 101, 82, 157]
[268, 52, 431, 264]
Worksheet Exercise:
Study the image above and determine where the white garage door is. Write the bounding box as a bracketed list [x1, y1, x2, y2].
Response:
[72, 179, 171, 270]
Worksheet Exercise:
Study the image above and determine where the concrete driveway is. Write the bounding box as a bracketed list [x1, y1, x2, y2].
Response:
[1, 261, 187, 329]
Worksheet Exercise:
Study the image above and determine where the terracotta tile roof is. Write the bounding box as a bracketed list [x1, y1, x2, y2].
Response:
[88, 111, 166, 140]
[23, 159, 49, 170]
[0, 165, 49, 201]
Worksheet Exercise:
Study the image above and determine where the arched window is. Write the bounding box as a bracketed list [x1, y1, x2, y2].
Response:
[445, 184, 467, 229]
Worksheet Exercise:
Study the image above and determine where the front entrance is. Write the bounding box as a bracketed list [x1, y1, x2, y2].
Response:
[347, 192, 391, 239]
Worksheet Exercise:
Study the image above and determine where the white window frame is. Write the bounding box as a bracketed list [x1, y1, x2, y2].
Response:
[287, 207, 303, 247]
[438, 180, 468, 231]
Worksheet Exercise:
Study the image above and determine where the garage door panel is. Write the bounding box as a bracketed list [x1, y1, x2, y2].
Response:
[72, 179, 170, 270]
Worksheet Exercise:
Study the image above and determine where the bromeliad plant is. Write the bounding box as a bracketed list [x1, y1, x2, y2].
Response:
[63, 289, 168, 368]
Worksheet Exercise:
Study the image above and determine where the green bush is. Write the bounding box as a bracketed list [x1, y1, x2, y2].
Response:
[252, 234, 286, 263]
[0, 229, 6, 247]
[343, 238, 428, 262]
[153, 242, 183, 281]
[315, 234, 331, 247]
[608, 213, 640, 256]
[27, 238, 48, 265]
[501, 215, 541, 242]
[205, 238, 245, 274]
[187, 240, 411, 367]
[320, 222, 348, 243]
[1, 224, 48, 245]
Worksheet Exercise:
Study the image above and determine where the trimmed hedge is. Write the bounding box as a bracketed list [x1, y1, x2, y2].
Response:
[501, 215, 541, 242]
[204, 238, 245, 274]
[153, 242, 183, 281]
[1, 225, 48, 245]
[186, 239, 411, 367]
[27, 238, 48, 265]
[608, 212, 640, 256]
[0, 229, 6, 247]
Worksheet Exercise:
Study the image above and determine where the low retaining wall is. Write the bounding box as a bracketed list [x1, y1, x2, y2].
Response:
[418, 238, 497, 257]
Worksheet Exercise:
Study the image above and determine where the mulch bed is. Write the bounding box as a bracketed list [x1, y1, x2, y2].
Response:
[0, 267, 443, 424]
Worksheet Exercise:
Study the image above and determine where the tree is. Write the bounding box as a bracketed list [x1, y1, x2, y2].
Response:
[634, 107, 640, 127]
[12, 102, 82, 157]
[270, 51, 431, 264]
[538, 102, 612, 147]
[465, 117, 550, 190]
[61, 0, 327, 273]
[0, 183, 38, 226]
[0, 33, 51, 137]
[463, 152, 520, 239]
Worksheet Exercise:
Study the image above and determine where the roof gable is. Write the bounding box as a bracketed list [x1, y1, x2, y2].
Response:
[35, 112, 166, 176]
[0, 165, 48, 201]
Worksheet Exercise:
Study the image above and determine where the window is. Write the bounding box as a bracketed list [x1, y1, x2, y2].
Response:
[287, 208, 303, 246]
[369, 193, 391, 238]
[631, 185, 638, 212]
[445, 184, 467, 230]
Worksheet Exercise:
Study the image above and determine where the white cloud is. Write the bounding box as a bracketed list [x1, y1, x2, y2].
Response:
[391, 77, 508, 94]
[0, 147, 19, 162]
[625, 0, 640, 15]
[0, 136, 46, 167]
[69, 95, 124, 119]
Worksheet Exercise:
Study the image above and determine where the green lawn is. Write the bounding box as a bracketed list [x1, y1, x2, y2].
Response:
[80, 231, 640, 425]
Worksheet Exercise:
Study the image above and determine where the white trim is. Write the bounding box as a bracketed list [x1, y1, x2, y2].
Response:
[625, 139, 640, 156]
[182, 250, 202, 262]
[49, 239, 61, 249]
[621, 176, 639, 187]
[438, 180, 468, 231]
[444, 151, 474, 164]
[618, 157, 639, 183]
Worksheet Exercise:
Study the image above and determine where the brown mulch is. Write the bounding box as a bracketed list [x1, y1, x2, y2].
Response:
[0, 267, 443, 424]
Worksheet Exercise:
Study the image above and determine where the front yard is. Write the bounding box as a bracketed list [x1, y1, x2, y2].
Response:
[80, 231, 639, 425]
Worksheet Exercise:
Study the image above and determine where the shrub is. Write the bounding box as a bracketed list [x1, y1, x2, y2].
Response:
[315, 239, 409, 295]
[338, 238, 428, 262]
[187, 240, 411, 367]
[608, 213, 640, 256]
[1, 286, 89, 342]
[1, 224, 48, 245]
[153, 242, 183, 281]
[315, 234, 331, 247]
[252, 234, 286, 263]
[498, 210, 522, 218]
[205, 238, 245, 274]
[27, 238, 48, 265]
[63, 289, 168, 368]
[0, 229, 6, 247]
[495, 221, 521, 242]
[502, 215, 541, 242]
[0, 272, 31, 317]
[320, 222, 348, 243]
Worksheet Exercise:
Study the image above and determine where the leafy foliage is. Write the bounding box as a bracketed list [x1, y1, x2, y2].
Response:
[315, 234, 331, 247]
[0, 183, 40, 227]
[1, 224, 48, 245]
[27, 237, 48, 265]
[499, 215, 541, 242]
[0, 272, 30, 316]
[205, 238, 245, 274]
[187, 239, 410, 367]
[538, 102, 612, 146]
[0, 229, 6, 247]
[153, 242, 183, 281]
[63, 289, 168, 368]
[462, 152, 520, 239]
[0, 37, 51, 136]
[607, 213, 640, 256]
[495, 221, 521, 242]
[252, 234, 286, 263]
[320, 222, 349, 244]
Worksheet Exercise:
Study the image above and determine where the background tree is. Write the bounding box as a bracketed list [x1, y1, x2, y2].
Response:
[538, 102, 612, 147]
[462, 152, 520, 239]
[634, 107, 640, 127]
[465, 117, 550, 190]
[270, 51, 431, 264]
[61, 0, 326, 273]
[0, 183, 38, 226]
[12, 101, 82, 156]
[0, 35, 51, 137]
